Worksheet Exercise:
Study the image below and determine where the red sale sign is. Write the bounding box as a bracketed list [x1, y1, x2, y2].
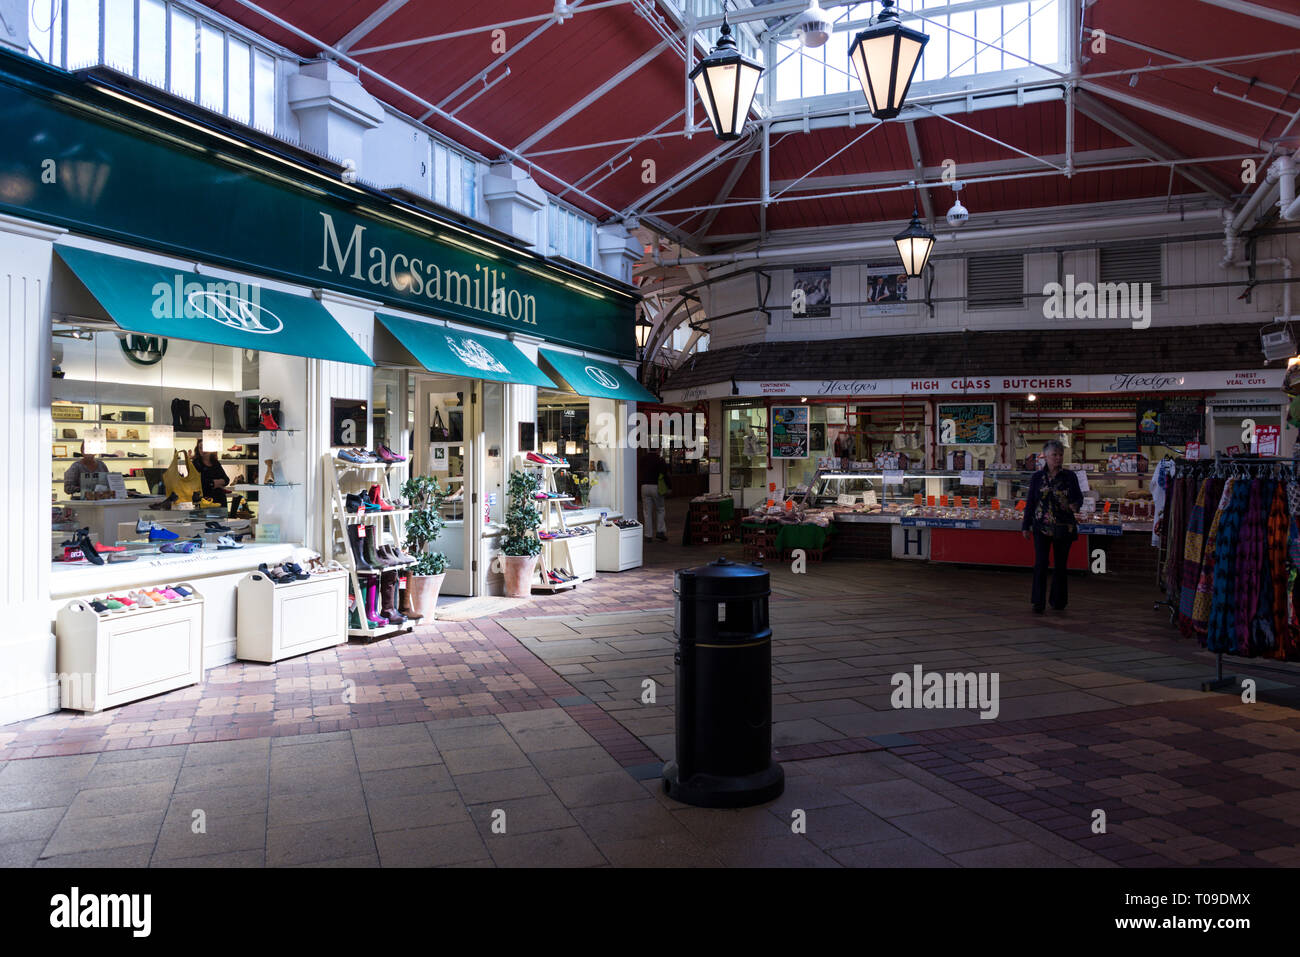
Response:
[1256, 425, 1281, 456]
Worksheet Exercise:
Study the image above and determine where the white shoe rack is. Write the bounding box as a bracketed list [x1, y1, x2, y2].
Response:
[322, 453, 417, 642]
[55, 586, 204, 712]
[515, 454, 594, 591]
[596, 521, 644, 572]
[236, 568, 348, 662]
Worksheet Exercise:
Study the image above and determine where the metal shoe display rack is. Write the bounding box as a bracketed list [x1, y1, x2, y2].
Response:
[516, 454, 580, 592]
[322, 453, 416, 641]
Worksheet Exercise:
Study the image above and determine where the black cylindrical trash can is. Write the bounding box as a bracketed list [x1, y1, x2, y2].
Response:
[663, 557, 784, 808]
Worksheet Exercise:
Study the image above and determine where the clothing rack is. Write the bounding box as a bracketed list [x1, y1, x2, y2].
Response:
[1152, 455, 1177, 625]
[1158, 452, 1300, 692]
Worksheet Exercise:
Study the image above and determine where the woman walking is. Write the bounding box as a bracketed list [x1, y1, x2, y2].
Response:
[1021, 440, 1083, 613]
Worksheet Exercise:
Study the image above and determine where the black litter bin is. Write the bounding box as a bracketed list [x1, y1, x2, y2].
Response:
[663, 557, 784, 808]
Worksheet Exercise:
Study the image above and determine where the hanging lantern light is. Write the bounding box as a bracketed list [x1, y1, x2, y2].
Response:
[149, 424, 174, 449]
[690, 0, 764, 141]
[849, 0, 929, 120]
[893, 206, 935, 278]
[201, 429, 223, 453]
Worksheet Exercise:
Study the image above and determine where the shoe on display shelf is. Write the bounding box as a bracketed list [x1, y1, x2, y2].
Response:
[107, 552, 138, 563]
[216, 536, 243, 550]
[137, 520, 179, 541]
[205, 521, 232, 532]
[158, 538, 202, 554]
[336, 448, 366, 464]
[378, 445, 406, 463]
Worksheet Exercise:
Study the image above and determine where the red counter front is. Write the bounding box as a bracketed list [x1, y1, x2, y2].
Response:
[929, 528, 1089, 568]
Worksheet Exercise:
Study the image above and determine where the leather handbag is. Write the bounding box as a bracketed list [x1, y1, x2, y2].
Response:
[183, 404, 211, 431]
[162, 450, 203, 500]
[430, 409, 450, 442]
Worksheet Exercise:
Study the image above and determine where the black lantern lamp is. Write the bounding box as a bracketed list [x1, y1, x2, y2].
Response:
[849, 0, 929, 120]
[894, 205, 935, 278]
[690, 1, 764, 141]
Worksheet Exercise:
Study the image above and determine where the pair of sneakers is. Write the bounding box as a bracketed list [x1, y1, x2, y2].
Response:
[137, 519, 179, 541]
[258, 562, 309, 584]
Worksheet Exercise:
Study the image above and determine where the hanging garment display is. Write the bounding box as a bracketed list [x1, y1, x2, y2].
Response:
[1150, 457, 1175, 547]
[1191, 478, 1235, 638]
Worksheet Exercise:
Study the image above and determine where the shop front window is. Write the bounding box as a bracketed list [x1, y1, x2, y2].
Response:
[726, 402, 767, 499]
[51, 322, 306, 562]
[537, 391, 597, 506]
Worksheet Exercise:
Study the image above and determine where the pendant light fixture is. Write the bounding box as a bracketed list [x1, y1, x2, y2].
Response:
[849, 0, 929, 120]
[149, 424, 174, 449]
[893, 204, 935, 278]
[690, 0, 764, 141]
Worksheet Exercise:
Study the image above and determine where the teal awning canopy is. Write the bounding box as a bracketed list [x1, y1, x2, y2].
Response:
[538, 348, 656, 402]
[377, 313, 558, 387]
[54, 246, 374, 365]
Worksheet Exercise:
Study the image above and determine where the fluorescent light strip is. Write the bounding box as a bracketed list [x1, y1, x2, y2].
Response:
[440, 234, 499, 260]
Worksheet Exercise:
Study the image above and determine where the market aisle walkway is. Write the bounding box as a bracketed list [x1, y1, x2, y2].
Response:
[3, 539, 1300, 866]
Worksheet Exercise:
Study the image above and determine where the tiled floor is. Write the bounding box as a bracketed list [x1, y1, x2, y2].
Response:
[5, 532, 1300, 866]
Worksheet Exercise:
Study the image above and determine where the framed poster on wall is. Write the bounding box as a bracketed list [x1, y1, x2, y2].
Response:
[519, 421, 535, 452]
[936, 403, 997, 445]
[331, 399, 368, 447]
[863, 263, 910, 316]
[792, 266, 831, 318]
[771, 406, 810, 458]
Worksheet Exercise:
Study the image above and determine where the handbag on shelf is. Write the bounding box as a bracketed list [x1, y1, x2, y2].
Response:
[183, 404, 211, 432]
[162, 450, 203, 500]
[430, 409, 450, 443]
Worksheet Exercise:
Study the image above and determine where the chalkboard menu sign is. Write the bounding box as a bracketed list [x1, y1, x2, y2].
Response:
[936, 403, 997, 445]
[1136, 398, 1203, 447]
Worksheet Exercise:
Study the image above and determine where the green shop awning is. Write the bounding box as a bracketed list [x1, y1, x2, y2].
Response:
[377, 313, 557, 387]
[55, 246, 373, 365]
[538, 348, 656, 402]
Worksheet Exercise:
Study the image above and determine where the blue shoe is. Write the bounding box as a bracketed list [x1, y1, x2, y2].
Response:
[159, 538, 201, 554]
[337, 449, 363, 463]
[144, 523, 179, 541]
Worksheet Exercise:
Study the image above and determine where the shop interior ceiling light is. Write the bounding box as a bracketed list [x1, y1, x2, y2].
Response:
[849, 0, 929, 120]
[201, 429, 223, 452]
[792, 0, 832, 48]
[543, 441, 559, 455]
[83, 427, 107, 455]
[893, 206, 935, 277]
[690, 0, 764, 141]
[149, 425, 174, 449]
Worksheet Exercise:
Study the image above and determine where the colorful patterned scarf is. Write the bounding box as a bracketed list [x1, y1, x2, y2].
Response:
[1178, 477, 1215, 638]
[1259, 482, 1290, 658]
[1191, 478, 1233, 639]
[1206, 479, 1249, 653]
[1235, 480, 1267, 656]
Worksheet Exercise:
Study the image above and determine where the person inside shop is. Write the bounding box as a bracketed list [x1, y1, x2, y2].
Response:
[192, 439, 230, 505]
[637, 447, 671, 543]
[1021, 439, 1083, 614]
[62, 443, 107, 496]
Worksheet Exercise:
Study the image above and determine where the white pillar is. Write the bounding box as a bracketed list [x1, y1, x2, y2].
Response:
[287, 59, 386, 178]
[0, 213, 63, 724]
[483, 164, 547, 248]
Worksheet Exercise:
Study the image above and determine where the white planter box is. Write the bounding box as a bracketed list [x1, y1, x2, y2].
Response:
[236, 570, 347, 663]
[597, 522, 643, 572]
[56, 589, 205, 712]
[559, 534, 597, 581]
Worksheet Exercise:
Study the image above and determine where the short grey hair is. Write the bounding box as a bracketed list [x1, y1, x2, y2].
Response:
[1041, 440, 1065, 455]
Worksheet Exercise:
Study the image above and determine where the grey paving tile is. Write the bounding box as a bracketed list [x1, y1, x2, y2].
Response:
[353, 741, 444, 774]
[42, 810, 164, 857]
[268, 739, 356, 771]
[506, 726, 599, 753]
[830, 836, 957, 867]
[709, 836, 841, 868]
[367, 791, 472, 833]
[791, 752, 901, 784]
[287, 851, 380, 868]
[182, 739, 271, 767]
[487, 826, 607, 868]
[0, 839, 50, 867]
[773, 718, 845, 746]
[451, 767, 552, 805]
[570, 800, 692, 844]
[427, 722, 515, 751]
[528, 746, 623, 780]
[497, 709, 577, 732]
[65, 781, 175, 820]
[671, 805, 795, 845]
[84, 756, 183, 789]
[271, 730, 353, 747]
[468, 794, 576, 839]
[151, 849, 265, 867]
[374, 821, 489, 868]
[596, 833, 725, 868]
[268, 764, 362, 796]
[175, 761, 269, 794]
[96, 744, 189, 763]
[265, 815, 376, 866]
[361, 763, 455, 799]
[351, 723, 435, 747]
[441, 743, 532, 776]
[890, 807, 1022, 855]
[268, 784, 367, 829]
[0, 806, 65, 844]
[793, 802, 906, 850]
[35, 844, 155, 868]
[842, 779, 956, 817]
[550, 771, 650, 808]
[949, 841, 1076, 867]
[763, 776, 857, 816]
[0, 755, 97, 784]
[152, 808, 266, 861]
[0, 779, 84, 813]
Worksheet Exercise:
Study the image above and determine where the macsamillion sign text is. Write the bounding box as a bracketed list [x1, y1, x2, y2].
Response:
[666, 370, 1282, 401]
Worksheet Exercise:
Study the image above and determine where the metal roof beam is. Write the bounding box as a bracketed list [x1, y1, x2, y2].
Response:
[692, 151, 756, 240]
[513, 39, 674, 153]
[1194, 0, 1300, 30]
[904, 122, 935, 227]
[1077, 80, 1262, 148]
[1073, 91, 1235, 202]
[335, 0, 411, 53]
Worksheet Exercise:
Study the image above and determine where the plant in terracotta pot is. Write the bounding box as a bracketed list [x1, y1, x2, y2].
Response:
[501, 469, 543, 598]
[400, 474, 447, 619]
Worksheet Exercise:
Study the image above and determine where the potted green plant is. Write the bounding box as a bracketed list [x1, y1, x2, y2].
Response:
[400, 474, 448, 618]
[501, 469, 543, 597]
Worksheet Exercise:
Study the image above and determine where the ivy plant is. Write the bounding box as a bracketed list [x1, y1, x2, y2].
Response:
[502, 469, 543, 557]
[400, 474, 448, 576]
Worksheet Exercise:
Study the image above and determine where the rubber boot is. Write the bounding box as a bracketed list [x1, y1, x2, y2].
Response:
[228, 494, 243, 519]
[398, 574, 422, 620]
[380, 571, 406, 624]
[346, 524, 374, 571]
[366, 578, 387, 626]
[362, 526, 383, 569]
[348, 589, 363, 630]
[371, 484, 394, 512]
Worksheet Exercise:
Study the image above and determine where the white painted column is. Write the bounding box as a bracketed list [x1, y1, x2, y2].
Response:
[0, 214, 63, 724]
